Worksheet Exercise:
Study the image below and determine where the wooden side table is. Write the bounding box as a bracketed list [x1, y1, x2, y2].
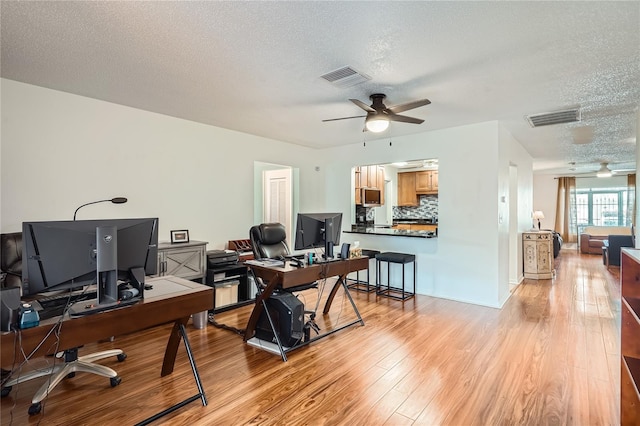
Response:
[523, 231, 553, 279]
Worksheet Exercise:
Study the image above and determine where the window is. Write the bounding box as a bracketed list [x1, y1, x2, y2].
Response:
[575, 187, 630, 228]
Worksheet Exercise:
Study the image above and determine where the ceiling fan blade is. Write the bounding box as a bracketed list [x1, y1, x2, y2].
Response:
[387, 114, 424, 124]
[322, 115, 366, 122]
[350, 99, 376, 113]
[387, 98, 431, 114]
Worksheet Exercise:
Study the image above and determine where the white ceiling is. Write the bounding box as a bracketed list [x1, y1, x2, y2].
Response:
[1, 1, 638, 176]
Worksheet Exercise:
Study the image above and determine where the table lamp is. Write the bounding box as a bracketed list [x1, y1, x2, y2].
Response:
[533, 210, 544, 231]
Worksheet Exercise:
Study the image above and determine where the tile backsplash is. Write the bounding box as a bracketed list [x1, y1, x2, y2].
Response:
[393, 195, 438, 220]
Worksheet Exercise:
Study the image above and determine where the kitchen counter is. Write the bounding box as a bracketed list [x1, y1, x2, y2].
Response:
[345, 225, 436, 238]
[392, 219, 438, 225]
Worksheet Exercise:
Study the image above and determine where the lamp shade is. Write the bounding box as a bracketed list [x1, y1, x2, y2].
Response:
[365, 116, 389, 133]
[532, 211, 545, 220]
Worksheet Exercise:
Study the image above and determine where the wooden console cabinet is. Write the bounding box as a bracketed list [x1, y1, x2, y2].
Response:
[155, 240, 207, 282]
[621, 248, 640, 425]
[523, 231, 553, 279]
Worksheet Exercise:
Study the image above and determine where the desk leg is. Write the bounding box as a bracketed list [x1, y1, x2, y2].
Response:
[136, 321, 206, 426]
[243, 273, 281, 342]
[178, 323, 207, 406]
[323, 275, 343, 314]
[323, 275, 365, 327]
[161, 318, 188, 376]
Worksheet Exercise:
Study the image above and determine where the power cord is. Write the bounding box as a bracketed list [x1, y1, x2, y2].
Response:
[2, 284, 93, 421]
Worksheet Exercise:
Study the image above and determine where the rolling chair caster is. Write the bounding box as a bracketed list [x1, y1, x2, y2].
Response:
[1, 386, 12, 397]
[110, 376, 122, 387]
[29, 402, 42, 416]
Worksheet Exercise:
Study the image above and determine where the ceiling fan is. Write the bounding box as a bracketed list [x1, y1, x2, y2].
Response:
[323, 94, 431, 133]
[569, 161, 636, 177]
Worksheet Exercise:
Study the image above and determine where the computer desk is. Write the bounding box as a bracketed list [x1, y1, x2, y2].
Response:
[244, 256, 369, 361]
[1, 275, 213, 425]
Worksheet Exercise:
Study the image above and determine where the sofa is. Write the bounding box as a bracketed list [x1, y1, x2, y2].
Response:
[580, 226, 632, 254]
[542, 230, 563, 258]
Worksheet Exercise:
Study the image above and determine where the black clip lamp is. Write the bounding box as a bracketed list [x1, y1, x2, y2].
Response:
[73, 197, 128, 220]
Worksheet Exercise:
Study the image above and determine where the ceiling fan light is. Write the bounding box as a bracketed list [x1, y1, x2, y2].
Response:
[596, 163, 612, 178]
[365, 117, 389, 133]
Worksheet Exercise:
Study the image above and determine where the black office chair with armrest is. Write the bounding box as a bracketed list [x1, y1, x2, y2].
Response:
[1, 232, 23, 289]
[0, 232, 126, 416]
[249, 223, 320, 341]
[604, 234, 635, 267]
[249, 223, 318, 292]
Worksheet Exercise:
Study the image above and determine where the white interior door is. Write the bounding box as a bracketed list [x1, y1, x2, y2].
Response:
[263, 168, 292, 247]
[509, 164, 519, 288]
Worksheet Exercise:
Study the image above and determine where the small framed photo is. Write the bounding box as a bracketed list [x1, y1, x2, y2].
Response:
[170, 230, 190, 244]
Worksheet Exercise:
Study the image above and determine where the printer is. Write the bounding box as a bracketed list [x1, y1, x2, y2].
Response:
[206, 249, 239, 268]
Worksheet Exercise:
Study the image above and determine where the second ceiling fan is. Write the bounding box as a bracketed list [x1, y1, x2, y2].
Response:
[323, 94, 431, 133]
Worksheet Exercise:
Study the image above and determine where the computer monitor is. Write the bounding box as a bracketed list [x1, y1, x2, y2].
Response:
[22, 218, 158, 308]
[294, 212, 342, 259]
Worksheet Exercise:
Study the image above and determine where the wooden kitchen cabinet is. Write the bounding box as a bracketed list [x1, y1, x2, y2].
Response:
[416, 170, 438, 194]
[621, 248, 640, 425]
[393, 224, 412, 230]
[411, 224, 437, 232]
[397, 172, 418, 206]
[354, 165, 385, 205]
[523, 231, 553, 279]
[360, 166, 370, 187]
[376, 165, 385, 205]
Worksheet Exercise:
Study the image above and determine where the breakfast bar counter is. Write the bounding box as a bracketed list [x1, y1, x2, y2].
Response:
[344, 226, 436, 238]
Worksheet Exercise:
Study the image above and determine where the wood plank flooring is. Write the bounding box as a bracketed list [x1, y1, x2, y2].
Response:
[1, 247, 620, 425]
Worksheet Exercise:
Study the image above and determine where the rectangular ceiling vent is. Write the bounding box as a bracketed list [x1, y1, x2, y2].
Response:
[525, 107, 581, 127]
[320, 66, 371, 88]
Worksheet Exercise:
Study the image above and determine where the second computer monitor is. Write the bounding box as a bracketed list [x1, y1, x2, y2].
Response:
[294, 212, 342, 259]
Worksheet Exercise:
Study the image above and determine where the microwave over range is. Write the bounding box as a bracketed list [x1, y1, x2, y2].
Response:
[361, 188, 381, 207]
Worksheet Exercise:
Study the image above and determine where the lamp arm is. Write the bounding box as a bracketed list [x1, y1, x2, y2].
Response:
[73, 199, 112, 221]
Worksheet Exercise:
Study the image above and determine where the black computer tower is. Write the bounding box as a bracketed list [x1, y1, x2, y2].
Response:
[255, 292, 304, 347]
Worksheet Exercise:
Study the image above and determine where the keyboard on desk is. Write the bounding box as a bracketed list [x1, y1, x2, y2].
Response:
[33, 291, 97, 320]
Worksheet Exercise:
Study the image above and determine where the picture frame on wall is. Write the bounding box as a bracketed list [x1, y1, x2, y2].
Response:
[170, 230, 190, 244]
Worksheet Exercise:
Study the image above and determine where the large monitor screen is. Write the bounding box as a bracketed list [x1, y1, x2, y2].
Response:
[293, 212, 342, 259]
[22, 218, 158, 298]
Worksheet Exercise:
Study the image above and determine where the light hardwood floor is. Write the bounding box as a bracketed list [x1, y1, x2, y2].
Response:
[1, 247, 620, 425]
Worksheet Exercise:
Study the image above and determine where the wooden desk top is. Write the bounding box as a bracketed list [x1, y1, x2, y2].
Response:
[247, 256, 369, 289]
[1, 276, 213, 367]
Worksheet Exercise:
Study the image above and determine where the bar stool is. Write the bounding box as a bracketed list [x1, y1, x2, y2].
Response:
[347, 249, 380, 293]
[375, 252, 415, 300]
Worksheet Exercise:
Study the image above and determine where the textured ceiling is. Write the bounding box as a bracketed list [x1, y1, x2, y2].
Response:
[1, 1, 638, 176]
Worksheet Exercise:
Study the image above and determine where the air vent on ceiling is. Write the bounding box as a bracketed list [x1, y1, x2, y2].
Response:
[525, 107, 581, 127]
[320, 66, 371, 88]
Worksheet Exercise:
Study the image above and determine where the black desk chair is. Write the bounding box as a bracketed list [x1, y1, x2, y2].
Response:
[249, 223, 318, 293]
[249, 223, 320, 338]
[0, 232, 126, 416]
[604, 235, 634, 267]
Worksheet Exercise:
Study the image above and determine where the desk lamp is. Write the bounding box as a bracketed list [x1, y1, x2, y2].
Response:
[73, 197, 128, 220]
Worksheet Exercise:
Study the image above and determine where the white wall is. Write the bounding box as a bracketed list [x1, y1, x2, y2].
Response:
[0, 79, 326, 250]
[532, 175, 557, 230]
[498, 123, 533, 302]
[324, 121, 533, 308]
[637, 110, 640, 248]
[2, 79, 535, 308]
